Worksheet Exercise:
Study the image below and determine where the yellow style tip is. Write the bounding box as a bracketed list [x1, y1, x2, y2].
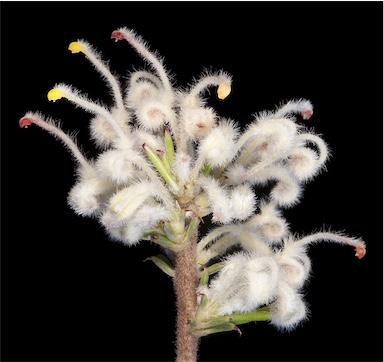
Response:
[68, 41, 83, 54]
[47, 88, 65, 102]
[217, 83, 231, 100]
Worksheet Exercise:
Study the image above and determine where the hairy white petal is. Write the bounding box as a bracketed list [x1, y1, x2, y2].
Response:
[198, 120, 239, 167]
[126, 78, 161, 106]
[67, 177, 113, 217]
[135, 97, 171, 130]
[246, 202, 289, 242]
[173, 152, 192, 185]
[130, 128, 163, 150]
[286, 146, 319, 181]
[277, 255, 311, 289]
[181, 107, 217, 140]
[223, 164, 248, 185]
[269, 281, 308, 331]
[199, 177, 233, 224]
[230, 184, 257, 221]
[108, 181, 154, 223]
[95, 149, 135, 184]
[209, 253, 279, 315]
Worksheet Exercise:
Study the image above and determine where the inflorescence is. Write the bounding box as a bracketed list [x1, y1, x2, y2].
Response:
[19, 27, 366, 335]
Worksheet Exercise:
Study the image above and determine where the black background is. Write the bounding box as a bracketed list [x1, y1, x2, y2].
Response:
[1, 1, 383, 361]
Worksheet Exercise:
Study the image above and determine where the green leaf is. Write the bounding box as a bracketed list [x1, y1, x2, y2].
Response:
[145, 254, 175, 277]
[199, 267, 209, 286]
[201, 162, 213, 175]
[164, 125, 175, 166]
[205, 261, 224, 276]
[143, 143, 179, 192]
[185, 217, 199, 239]
[228, 307, 270, 325]
[144, 231, 181, 250]
[193, 307, 270, 337]
[192, 322, 241, 338]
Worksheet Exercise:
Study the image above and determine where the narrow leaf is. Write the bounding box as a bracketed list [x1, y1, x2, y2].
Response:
[145, 254, 175, 277]
[143, 143, 179, 192]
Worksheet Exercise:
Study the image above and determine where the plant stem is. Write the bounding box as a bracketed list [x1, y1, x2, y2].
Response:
[173, 228, 199, 362]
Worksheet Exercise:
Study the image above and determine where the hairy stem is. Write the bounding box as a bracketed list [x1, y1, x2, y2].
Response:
[174, 229, 199, 362]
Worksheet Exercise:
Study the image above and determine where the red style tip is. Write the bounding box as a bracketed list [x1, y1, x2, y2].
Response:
[301, 109, 313, 120]
[355, 246, 366, 259]
[19, 117, 33, 128]
[111, 30, 125, 42]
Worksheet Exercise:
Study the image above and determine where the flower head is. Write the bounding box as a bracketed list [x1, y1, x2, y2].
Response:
[19, 27, 366, 341]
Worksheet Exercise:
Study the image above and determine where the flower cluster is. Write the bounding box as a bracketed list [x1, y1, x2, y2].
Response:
[19, 27, 366, 335]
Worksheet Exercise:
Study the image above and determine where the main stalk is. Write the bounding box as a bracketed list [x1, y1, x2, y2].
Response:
[173, 229, 199, 362]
